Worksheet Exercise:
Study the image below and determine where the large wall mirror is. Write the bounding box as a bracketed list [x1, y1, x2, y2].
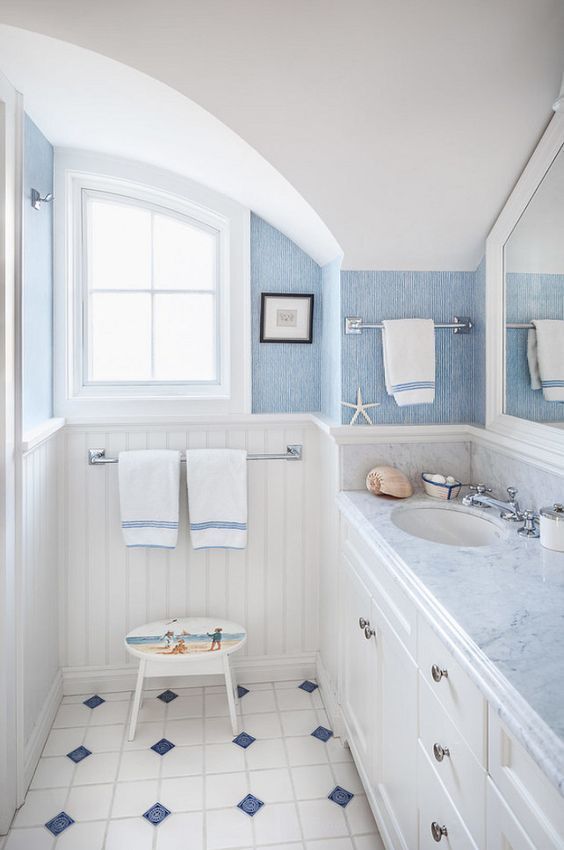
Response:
[486, 100, 564, 464]
[504, 143, 564, 426]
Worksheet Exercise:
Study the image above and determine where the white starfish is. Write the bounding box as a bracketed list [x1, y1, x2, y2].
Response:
[341, 387, 380, 425]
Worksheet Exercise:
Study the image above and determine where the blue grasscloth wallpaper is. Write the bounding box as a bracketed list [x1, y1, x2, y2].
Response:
[505, 272, 564, 422]
[251, 214, 322, 413]
[251, 215, 486, 423]
[321, 257, 342, 420]
[23, 115, 54, 431]
[340, 270, 481, 424]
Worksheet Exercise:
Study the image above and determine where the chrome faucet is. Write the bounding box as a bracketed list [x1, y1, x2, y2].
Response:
[462, 485, 524, 521]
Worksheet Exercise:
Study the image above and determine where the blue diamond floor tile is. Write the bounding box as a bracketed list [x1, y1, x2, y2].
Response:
[237, 794, 264, 816]
[66, 745, 92, 763]
[83, 695, 105, 709]
[143, 802, 171, 825]
[311, 726, 333, 743]
[157, 689, 178, 703]
[298, 680, 318, 693]
[328, 786, 354, 807]
[45, 812, 75, 836]
[237, 685, 249, 698]
[151, 738, 175, 756]
[233, 732, 256, 749]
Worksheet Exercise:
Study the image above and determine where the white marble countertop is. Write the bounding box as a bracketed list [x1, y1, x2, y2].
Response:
[337, 489, 564, 796]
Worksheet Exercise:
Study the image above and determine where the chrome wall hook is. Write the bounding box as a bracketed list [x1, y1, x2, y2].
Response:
[31, 189, 54, 210]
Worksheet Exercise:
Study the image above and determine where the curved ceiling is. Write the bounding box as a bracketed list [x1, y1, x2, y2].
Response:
[1, 0, 564, 270]
[0, 26, 340, 266]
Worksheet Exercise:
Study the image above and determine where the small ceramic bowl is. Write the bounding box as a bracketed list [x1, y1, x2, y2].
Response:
[421, 473, 462, 501]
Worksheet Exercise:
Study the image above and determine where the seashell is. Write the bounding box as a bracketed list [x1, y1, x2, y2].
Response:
[445, 475, 457, 484]
[366, 466, 413, 499]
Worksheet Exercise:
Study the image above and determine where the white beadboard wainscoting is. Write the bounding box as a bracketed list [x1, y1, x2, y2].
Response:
[60, 420, 320, 691]
[20, 428, 63, 793]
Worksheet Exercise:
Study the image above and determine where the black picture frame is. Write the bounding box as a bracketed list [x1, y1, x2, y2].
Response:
[259, 293, 314, 344]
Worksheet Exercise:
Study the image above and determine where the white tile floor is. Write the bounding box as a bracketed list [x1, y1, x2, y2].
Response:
[3, 680, 385, 850]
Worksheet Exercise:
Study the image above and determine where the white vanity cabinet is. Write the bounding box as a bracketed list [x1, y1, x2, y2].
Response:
[341, 547, 379, 782]
[337, 511, 564, 850]
[340, 522, 418, 850]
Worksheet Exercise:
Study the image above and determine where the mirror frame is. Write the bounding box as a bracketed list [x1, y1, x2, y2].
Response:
[485, 108, 564, 469]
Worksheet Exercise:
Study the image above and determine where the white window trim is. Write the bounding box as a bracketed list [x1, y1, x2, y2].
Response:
[54, 149, 250, 419]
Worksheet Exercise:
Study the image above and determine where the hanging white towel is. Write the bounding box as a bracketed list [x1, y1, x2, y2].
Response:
[527, 320, 564, 401]
[118, 450, 181, 549]
[382, 319, 435, 406]
[186, 449, 247, 550]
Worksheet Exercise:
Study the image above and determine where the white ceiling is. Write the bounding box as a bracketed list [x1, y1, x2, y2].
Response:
[1, 0, 563, 270]
[0, 26, 339, 266]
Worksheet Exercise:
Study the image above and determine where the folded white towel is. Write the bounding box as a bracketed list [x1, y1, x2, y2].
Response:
[118, 450, 181, 549]
[186, 449, 247, 550]
[527, 320, 564, 401]
[382, 319, 435, 406]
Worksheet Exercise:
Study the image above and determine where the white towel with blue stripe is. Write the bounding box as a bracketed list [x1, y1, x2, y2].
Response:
[118, 450, 180, 549]
[527, 320, 564, 401]
[382, 318, 435, 406]
[186, 449, 247, 550]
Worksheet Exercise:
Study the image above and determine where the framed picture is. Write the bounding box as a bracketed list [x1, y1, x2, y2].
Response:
[260, 293, 314, 343]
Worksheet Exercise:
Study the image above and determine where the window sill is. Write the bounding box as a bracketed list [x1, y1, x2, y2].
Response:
[22, 418, 65, 453]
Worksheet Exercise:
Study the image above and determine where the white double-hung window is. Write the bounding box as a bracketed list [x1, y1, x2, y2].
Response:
[56, 152, 250, 417]
[85, 192, 218, 385]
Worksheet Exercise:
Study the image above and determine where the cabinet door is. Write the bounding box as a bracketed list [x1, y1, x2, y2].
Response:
[374, 602, 418, 850]
[341, 552, 378, 778]
[486, 780, 536, 850]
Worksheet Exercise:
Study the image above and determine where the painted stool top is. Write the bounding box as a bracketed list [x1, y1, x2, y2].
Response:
[125, 617, 247, 662]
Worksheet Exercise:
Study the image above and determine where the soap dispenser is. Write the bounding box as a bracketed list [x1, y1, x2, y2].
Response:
[539, 503, 564, 552]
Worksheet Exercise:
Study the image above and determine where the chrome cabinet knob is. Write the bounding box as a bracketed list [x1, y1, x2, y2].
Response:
[433, 743, 450, 762]
[431, 822, 448, 842]
[358, 617, 369, 630]
[364, 625, 376, 640]
[431, 664, 448, 682]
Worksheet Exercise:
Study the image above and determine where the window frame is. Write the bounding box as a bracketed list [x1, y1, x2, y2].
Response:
[54, 150, 250, 419]
[81, 188, 222, 389]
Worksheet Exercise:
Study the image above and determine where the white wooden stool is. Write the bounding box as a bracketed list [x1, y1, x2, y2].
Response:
[125, 617, 247, 741]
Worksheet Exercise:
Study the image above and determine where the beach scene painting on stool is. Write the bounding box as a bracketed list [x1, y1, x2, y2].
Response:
[126, 624, 245, 656]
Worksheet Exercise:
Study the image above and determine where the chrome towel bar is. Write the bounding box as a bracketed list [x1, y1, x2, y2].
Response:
[88, 445, 303, 465]
[344, 316, 472, 335]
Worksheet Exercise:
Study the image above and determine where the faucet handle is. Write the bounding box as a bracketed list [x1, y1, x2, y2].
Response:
[518, 510, 540, 538]
[506, 487, 518, 501]
[469, 484, 492, 495]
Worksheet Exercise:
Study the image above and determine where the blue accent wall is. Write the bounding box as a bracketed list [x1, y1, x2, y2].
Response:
[505, 272, 564, 421]
[23, 115, 53, 431]
[321, 256, 342, 420]
[340, 270, 479, 424]
[251, 213, 322, 413]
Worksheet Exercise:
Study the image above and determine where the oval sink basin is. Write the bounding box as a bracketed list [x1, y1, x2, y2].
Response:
[391, 506, 502, 547]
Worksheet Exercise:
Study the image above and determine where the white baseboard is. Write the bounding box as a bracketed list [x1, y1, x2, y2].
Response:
[316, 651, 344, 739]
[23, 670, 63, 792]
[62, 652, 317, 695]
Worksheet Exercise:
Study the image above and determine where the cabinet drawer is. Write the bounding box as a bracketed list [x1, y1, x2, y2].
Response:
[418, 742, 479, 850]
[418, 617, 486, 765]
[488, 709, 564, 850]
[342, 521, 416, 653]
[419, 674, 486, 847]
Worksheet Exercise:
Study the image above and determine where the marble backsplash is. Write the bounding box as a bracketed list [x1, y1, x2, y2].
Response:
[471, 443, 564, 512]
[340, 441, 471, 491]
[340, 438, 564, 511]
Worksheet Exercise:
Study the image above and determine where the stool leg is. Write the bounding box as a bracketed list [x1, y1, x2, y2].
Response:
[128, 659, 146, 742]
[223, 656, 238, 736]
